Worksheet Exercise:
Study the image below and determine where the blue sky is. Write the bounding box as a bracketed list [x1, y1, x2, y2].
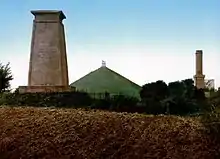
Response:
[0, 0, 220, 89]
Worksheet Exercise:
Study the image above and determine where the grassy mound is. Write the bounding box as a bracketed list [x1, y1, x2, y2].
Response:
[0, 107, 219, 159]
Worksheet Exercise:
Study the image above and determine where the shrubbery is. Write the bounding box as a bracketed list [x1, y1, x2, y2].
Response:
[201, 111, 220, 143]
[0, 91, 140, 113]
[201, 88, 220, 142]
[140, 79, 210, 115]
[91, 95, 140, 113]
[0, 91, 92, 108]
[0, 78, 216, 116]
[0, 79, 213, 116]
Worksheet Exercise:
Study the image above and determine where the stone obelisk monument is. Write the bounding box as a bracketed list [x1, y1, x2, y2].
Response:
[194, 50, 205, 89]
[19, 10, 70, 93]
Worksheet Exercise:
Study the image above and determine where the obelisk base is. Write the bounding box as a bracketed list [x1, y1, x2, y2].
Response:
[18, 86, 73, 93]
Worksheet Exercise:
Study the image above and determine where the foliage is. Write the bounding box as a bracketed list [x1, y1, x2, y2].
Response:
[90, 94, 139, 112]
[0, 91, 92, 108]
[140, 78, 208, 115]
[0, 107, 219, 158]
[0, 77, 215, 116]
[140, 80, 168, 114]
[109, 95, 139, 112]
[0, 91, 140, 113]
[201, 89, 220, 138]
[200, 111, 220, 147]
[208, 89, 220, 111]
[0, 62, 13, 93]
[140, 80, 168, 100]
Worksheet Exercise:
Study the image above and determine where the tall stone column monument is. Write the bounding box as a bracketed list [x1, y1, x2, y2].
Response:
[19, 10, 70, 93]
[194, 50, 205, 89]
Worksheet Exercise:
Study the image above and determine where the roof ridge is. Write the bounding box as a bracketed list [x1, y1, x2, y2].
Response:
[71, 66, 141, 88]
[103, 66, 141, 88]
[71, 68, 99, 84]
[70, 66, 141, 99]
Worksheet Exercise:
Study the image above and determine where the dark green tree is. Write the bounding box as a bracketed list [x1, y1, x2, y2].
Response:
[140, 80, 169, 114]
[166, 79, 206, 115]
[140, 80, 168, 100]
[140, 78, 209, 115]
[0, 62, 13, 92]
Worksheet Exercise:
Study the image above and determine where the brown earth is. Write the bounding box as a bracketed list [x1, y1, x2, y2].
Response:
[0, 106, 219, 159]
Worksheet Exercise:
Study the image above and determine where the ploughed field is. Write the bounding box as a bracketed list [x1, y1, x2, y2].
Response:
[0, 107, 219, 159]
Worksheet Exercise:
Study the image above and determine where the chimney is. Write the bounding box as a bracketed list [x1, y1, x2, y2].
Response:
[194, 50, 205, 89]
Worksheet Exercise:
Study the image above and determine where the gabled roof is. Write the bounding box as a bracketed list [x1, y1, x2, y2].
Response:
[70, 66, 141, 98]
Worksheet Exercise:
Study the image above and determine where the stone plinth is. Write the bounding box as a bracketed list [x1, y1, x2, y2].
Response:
[19, 86, 71, 93]
[194, 74, 205, 89]
[19, 10, 70, 93]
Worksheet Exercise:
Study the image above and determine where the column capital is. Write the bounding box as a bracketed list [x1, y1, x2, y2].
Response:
[31, 10, 66, 22]
[196, 50, 203, 54]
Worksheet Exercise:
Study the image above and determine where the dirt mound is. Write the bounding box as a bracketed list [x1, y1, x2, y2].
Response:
[0, 107, 219, 159]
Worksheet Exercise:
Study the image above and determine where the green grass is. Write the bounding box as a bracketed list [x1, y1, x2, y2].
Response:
[70, 66, 141, 98]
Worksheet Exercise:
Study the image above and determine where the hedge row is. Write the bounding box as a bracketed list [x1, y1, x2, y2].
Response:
[0, 92, 140, 113]
[0, 91, 92, 108]
[1, 91, 207, 115]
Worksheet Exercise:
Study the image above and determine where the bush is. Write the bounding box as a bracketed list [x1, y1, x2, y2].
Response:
[140, 79, 210, 116]
[89, 95, 139, 113]
[109, 95, 139, 112]
[0, 91, 93, 108]
[200, 111, 220, 147]
[0, 91, 141, 113]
